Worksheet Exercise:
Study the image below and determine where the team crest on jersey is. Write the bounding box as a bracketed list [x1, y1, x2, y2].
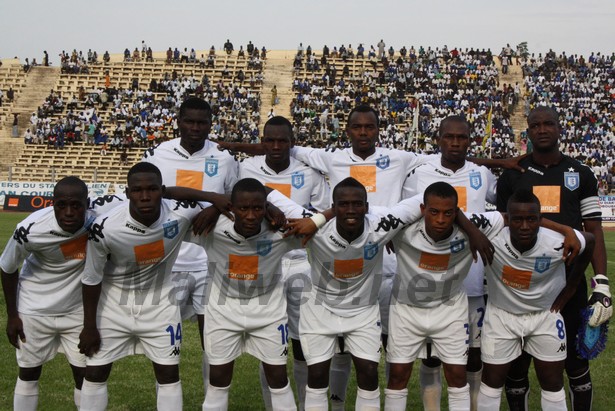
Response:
[469, 171, 482, 190]
[450, 239, 465, 253]
[564, 172, 579, 191]
[204, 158, 219, 177]
[291, 172, 305, 189]
[163, 220, 179, 239]
[376, 155, 390, 170]
[534, 256, 552, 273]
[257, 239, 272, 256]
[364, 243, 378, 260]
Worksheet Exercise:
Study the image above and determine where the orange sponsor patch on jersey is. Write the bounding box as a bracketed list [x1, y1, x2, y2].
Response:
[176, 169, 204, 189]
[418, 252, 451, 271]
[134, 239, 165, 266]
[453, 186, 468, 212]
[60, 234, 88, 260]
[334, 258, 364, 279]
[228, 254, 259, 281]
[533, 186, 560, 213]
[266, 183, 291, 198]
[350, 165, 376, 193]
[501, 265, 532, 290]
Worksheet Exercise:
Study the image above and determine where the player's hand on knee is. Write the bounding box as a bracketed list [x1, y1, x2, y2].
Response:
[588, 274, 612, 327]
[6, 315, 26, 348]
[78, 327, 101, 357]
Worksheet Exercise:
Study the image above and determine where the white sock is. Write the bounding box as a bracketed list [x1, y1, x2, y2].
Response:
[419, 363, 442, 411]
[157, 381, 182, 411]
[541, 389, 567, 411]
[293, 359, 308, 410]
[466, 369, 482, 411]
[356, 388, 380, 411]
[202, 352, 210, 396]
[202, 384, 230, 411]
[14, 378, 38, 411]
[260, 363, 273, 411]
[448, 384, 470, 411]
[477, 383, 501, 411]
[80, 380, 108, 411]
[384, 388, 407, 411]
[270, 382, 297, 411]
[304, 386, 328, 411]
[74, 387, 81, 409]
[329, 353, 351, 410]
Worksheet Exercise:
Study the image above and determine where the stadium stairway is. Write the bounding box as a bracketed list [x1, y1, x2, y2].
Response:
[496, 62, 527, 153]
[0, 66, 60, 179]
[259, 50, 295, 132]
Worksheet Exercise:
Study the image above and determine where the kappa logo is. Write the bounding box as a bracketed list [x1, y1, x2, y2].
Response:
[170, 346, 181, 356]
[257, 239, 273, 256]
[364, 243, 378, 260]
[376, 155, 390, 170]
[291, 172, 305, 189]
[450, 239, 465, 253]
[173, 200, 199, 210]
[88, 217, 107, 242]
[534, 256, 551, 273]
[469, 214, 492, 230]
[469, 171, 482, 190]
[375, 214, 404, 232]
[557, 343, 566, 353]
[89, 194, 123, 209]
[205, 158, 219, 177]
[281, 347, 288, 357]
[564, 171, 579, 191]
[163, 220, 179, 239]
[13, 222, 35, 245]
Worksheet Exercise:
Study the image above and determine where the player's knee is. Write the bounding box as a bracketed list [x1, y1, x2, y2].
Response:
[387, 363, 412, 390]
[565, 356, 589, 377]
[84, 364, 113, 383]
[70, 365, 86, 389]
[263, 364, 289, 389]
[152, 363, 180, 385]
[467, 348, 482, 372]
[19, 366, 43, 381]
[307, 362, 330, 389]
[354, 359, 379, 391]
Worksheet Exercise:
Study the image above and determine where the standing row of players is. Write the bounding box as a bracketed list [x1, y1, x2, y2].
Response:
[1, 98, 611, 411]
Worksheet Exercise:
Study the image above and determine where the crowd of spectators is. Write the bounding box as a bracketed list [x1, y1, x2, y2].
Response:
[290, 43, 519, 159]
[25, 44, 265, 149]
[522, 50, 615, 190]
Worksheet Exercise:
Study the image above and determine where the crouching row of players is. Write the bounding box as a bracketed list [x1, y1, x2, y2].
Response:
[1, 163, 609, 410]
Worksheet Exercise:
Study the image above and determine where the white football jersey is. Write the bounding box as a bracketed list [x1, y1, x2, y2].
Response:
[193, 216, 302, 300]
[393, 212, 504, 308]
[142, 138, 238, 272]
[403, 159, 497, 297]
[239, 155, 330, 211]
[305, 197, 423, 317]
[486, 226, 586, 314]
[82, 199, 203, 307]
[291, 146, 433, 206]
[0, 195, 126, 315]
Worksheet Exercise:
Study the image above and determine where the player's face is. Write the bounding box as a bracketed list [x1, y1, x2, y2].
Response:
[262, 124, 292, 168]
[507, 202, 541, 252]
[232, 191, 267, 238]
[347, 111, 379, 157]
[527, 110, 560, 153]
[127, 172, 164, 226]
[333, 187, 368, 238]
[421, 195, 457, 242]
[178, 108, 212, 154]
[54, 185, 88, 234]
[438, 121, 470, 168]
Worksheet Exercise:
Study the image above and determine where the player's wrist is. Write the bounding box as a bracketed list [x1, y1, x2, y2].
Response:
[309, 213, 327, 229]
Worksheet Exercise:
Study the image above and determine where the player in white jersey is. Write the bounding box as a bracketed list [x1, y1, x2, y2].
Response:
[403, 116, 497, 410]
[384, 182, 500, 411]
[141, 97, 238, 396]
[239, 116, 329, 410]
[196, 178, 320, 411]
[78, 163, 220, 411]
[477, 189, 594, 411]
[1, 177, 93, 410]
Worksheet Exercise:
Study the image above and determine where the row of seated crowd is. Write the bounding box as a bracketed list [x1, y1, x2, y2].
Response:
[22, 42, 266, 161]
[289, 43, 519, 161]
[521, 50, 614, 193]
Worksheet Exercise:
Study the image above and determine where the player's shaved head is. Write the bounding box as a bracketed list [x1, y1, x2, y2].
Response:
[424, 181, 458, 206]
[128, 162, 162, 185]
[507, 188, 541, 213]
[54, 176, 88, 200]
[333, 177, 367, 203]
[231, 178, 267, 203]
